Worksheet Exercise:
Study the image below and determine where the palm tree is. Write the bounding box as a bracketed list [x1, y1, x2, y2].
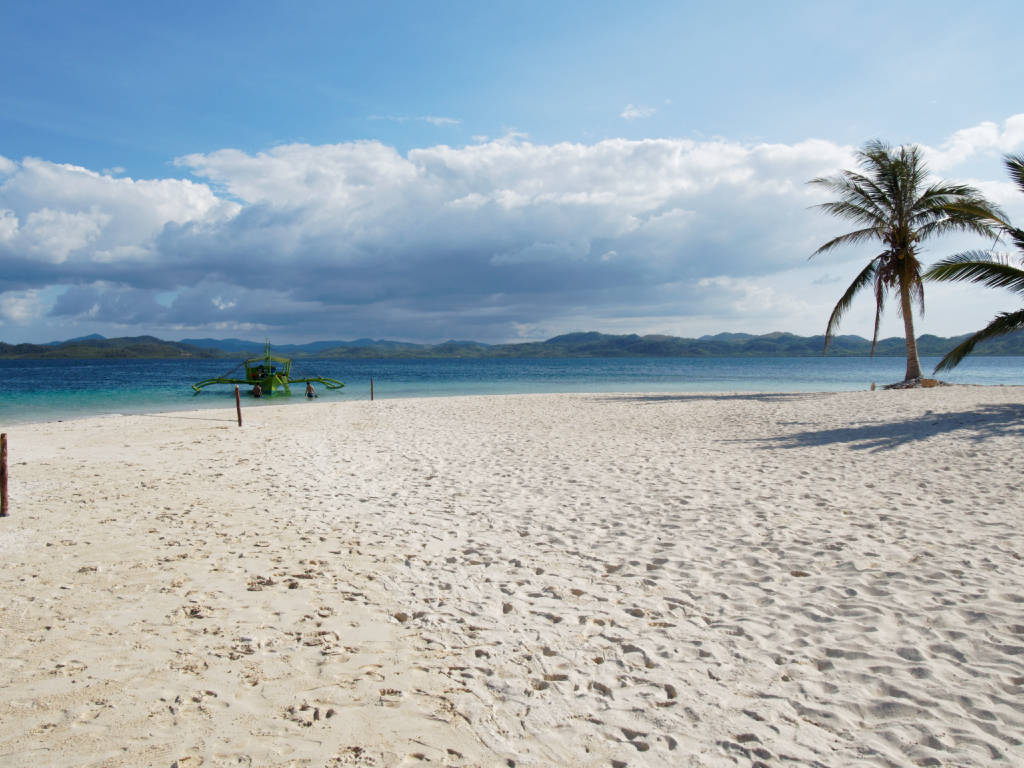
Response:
[809, 140, 1001, 383]
[925, 154, 1024, 372]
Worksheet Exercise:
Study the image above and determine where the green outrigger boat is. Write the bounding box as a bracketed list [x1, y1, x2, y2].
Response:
[192, 342, 344, 396]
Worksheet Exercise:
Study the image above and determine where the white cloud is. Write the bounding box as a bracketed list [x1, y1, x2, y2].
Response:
[0, 158, 238, 273]
[923, 115, 1024, 170]
[3, 115, 1022, 342]
[0, 209, 17, 241]
[620, 104, 657, 120]
[697, 274, 810, 320]
[19, 207, 109, 263]
[106, 134, 876, 336]
[422, 116, 460, 126]
[368, 114, 461, 126]
[0, 289, 46, 324]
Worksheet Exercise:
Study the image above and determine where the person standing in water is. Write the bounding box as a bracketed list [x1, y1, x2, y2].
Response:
[253, 382, 263, 398]
[305, 382, 317, 398]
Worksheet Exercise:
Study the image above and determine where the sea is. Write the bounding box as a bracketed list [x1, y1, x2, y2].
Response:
[1, 356, 1022, 426]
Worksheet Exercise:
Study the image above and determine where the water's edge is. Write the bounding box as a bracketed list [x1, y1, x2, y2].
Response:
[2, 356, 1021, 426]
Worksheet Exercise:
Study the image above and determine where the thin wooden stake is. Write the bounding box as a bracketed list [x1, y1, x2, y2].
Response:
[1, 433, 8, 517]
[370, 378, 374, 401]
[235, 385, 243, 427]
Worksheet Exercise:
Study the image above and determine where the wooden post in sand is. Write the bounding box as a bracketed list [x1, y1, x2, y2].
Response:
[1, 433, 8, 517]
[235, 386, 242, 427]
[370, 378, 374, 401]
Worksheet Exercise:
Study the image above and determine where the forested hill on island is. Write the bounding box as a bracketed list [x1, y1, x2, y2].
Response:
[3, 330, 1024, 359]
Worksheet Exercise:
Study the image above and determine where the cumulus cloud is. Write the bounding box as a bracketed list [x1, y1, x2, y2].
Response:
[19, 207, 110, 263]
[158, 133, 853, 337]
[620, 104, 657, 120]
[2, 117, 1020, 342]
[0, 209, 17, 241]
[0, 158, 239, 295]
[923, 114, 1024, 170]
[0, 288, 46, 324]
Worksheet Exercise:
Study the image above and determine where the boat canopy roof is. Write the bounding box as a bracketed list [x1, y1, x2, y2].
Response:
[246, 354, 291, 365]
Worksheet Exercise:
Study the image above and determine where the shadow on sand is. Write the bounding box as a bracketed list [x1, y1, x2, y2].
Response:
[591, 393, 1024, 452]
[757, 403, 1024, 452]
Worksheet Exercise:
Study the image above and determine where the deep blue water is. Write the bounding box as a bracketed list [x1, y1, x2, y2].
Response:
[1, 355, 1021, 425]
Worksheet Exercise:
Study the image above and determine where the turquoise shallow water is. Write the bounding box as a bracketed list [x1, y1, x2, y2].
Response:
[1, 356, 1022, 425]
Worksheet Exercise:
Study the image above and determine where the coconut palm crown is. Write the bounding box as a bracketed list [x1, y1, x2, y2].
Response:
[925, 154, 1024, 372]
[809, 139, 1002, 382]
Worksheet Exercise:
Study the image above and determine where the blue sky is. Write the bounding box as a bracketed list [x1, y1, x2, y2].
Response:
[2, 0, 1023, 343]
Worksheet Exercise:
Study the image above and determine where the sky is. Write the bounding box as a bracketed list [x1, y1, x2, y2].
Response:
[2, 0, 1023, 344]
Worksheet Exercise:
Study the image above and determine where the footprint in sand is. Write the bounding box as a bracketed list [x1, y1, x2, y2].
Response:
[378, 688, 404, 707]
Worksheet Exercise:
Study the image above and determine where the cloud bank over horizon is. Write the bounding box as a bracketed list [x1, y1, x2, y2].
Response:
[2, 115, 1023, 344]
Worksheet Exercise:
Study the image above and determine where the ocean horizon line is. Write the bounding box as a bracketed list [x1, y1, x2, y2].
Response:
[3, 355, 1022, 427]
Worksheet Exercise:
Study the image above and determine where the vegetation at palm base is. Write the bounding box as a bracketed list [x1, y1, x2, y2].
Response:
[3, 329, 1024, 360]
[810, 139, 1003, 384]
[925, 154, 1024, 372]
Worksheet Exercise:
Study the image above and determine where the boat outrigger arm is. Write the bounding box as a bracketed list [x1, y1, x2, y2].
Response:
[192, 341, 344, 395]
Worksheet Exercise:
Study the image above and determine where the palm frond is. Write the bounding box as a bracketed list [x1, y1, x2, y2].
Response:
[934, 309, 1024, 371]
[910, 273, 925, 316]
[810, 226, 883, 257]
[1006, 154, 1024, 193]
[1009, 226, 1024, 254]
[808, 174, 888, 223]
[925, 253, 1024, 294]
[823, 258, 879, 352]
[811, 200, 884, 227]
[912, 185, 1006, 240]
[811, 138, 1007, 371]
[846, 170, 893, 219]
[870, 268, 887, 355]
[917, 217, 1003, 244]
[871, 292, 883, 354]
[925, 250, 999, 270]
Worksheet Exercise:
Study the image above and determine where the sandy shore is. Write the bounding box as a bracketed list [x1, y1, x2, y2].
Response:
[1, 388, 1023, 767]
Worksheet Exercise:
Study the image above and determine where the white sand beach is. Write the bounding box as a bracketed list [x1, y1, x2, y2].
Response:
[2, 387, 1023, 767]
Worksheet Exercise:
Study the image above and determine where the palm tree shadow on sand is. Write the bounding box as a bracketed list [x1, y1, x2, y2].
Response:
[754, 403, 1024, 452]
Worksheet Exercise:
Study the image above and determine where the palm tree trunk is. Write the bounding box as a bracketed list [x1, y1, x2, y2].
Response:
[899, 281, 923, 381]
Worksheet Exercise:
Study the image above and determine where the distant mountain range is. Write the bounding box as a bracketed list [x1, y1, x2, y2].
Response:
[2, 330, 1024, 359]
[0, 335, 222, 359]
